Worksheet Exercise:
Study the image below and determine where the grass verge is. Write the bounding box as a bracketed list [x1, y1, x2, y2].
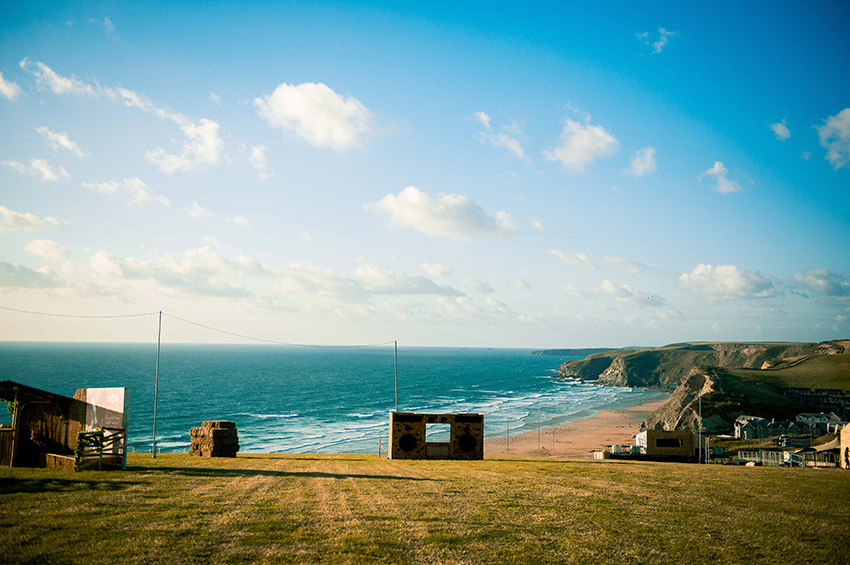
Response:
[1, 453, 848, 563]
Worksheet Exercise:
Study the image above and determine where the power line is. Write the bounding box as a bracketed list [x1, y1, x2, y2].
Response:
[163, 312, 394, 348]
[0, 304, 395, 348]
[0, 305, 159, 319]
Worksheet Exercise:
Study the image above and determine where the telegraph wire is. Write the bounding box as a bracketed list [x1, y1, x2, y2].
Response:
[0, 305, 159, 319]
[0, 304, 395, 348]
[162, 312, 395, 348]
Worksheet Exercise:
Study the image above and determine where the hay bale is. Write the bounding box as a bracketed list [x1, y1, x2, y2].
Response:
[189, 420, 239, 457]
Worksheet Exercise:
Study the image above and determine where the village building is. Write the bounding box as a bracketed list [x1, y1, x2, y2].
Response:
[635, 429, 696, 460]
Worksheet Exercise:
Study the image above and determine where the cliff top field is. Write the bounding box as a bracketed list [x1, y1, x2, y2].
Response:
[558, 340, 850, 390]
[2, 454, 848, 564]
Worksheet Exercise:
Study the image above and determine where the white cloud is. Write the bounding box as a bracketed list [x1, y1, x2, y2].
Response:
[599, 280, 666, 307]
[227, 215, 251, 228]
[355, 264, 462, 296]
[599, 256, 647, 275]
[145, 118, 224, 174]
[680, 264, 779, 300]
[0, 262, 62, 288]
[102, 85, 225, 173]
[474, 111, 529, 161]
[19, 58, 94, 96]
[0, 71, 23, 101]
[473, 111, 491, 130]
[82, 177, 170, 206]
[254, 82, 374, 151]
[479, 131, 528, 161]
[3, 158, 70, 182]
[26, 239, 70, 261]
[563, 283, 589, 299]
[0, 206, 60, 231]
[36, 126, 87, 158]
[462, 278, 495, 294]
[186, 201, 212, 219]
[249, 144, 270, 179]
[423, 262, 452, 277]
[637, 28, 677, 53]
[545, 118, 618, 171]
[548, 249, 596, 271]
[769, 119, 790, 141]
[816, 108, 850, 170]
[103, 16, 116, 32]
[627, 146, 657, 177]
[17, 61, 226, 174]
[508, 278, 532, 290]
[794, 268, 850, 301]
[88, 248, 253, 298]
[699, 161, 742, 193]
[210, 92, 222, 104]
[529, 217, 545, 232]
[298, 232, 312, 242]
[370, 186, 517, 241]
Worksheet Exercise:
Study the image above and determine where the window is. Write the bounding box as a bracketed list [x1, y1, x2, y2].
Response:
[425, 423, 451, 442]
[655, 438, 683, 448]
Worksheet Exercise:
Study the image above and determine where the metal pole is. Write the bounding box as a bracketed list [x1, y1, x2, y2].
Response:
[537, 404, 541, 456]
[394, 340, 398, 412]
[506, 417, 509, 456]
[153, 310, 161, 459]
[698, 385, 702, 464]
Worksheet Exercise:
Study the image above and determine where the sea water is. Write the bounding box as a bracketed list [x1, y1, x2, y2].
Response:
[0, 342, 665, 453]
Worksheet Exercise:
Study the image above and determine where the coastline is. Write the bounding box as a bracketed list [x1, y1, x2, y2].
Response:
[484, 396, 669, 458]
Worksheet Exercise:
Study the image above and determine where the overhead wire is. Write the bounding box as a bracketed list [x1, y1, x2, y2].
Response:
[0, 305, 159, 319]
[162, 312, 394, 348]
[0, 304, 394, 348]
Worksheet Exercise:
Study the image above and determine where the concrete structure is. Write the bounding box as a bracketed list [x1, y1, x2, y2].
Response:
[389, 412, 483, 460]
[635, 429, 695, 459]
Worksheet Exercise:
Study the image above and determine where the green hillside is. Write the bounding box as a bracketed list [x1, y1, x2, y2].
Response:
[723, 354, 850, 390]
[1, 454, 848, 563]
[559, 340, 849, 390]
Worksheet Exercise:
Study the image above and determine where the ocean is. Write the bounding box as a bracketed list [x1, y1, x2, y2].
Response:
[0, 342, 665, 454]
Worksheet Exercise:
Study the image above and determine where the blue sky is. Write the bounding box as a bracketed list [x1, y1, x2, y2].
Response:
[1, 1, 848, 347]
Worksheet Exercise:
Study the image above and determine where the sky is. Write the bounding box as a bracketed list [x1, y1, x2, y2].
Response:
[0, 1, 848, 347]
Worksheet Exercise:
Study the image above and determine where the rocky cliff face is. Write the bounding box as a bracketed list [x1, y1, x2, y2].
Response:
[640, 368, 807, 432]
[558, 341, 848, 391]
[558, 340, 849, 432]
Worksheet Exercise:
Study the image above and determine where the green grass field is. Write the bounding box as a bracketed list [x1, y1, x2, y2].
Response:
[2, 454, 848, 563]
[725, 354, 850, 389]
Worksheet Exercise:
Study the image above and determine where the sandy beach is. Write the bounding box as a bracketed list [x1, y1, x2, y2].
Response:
[484, 397, 669, 458]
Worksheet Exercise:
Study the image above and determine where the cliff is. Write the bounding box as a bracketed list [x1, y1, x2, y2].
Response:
[558, 340, 848, 390]
[558, 340, 850, 432]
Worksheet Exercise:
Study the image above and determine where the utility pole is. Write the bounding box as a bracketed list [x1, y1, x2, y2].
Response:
[153, 310, 161, 459]
[394, 340, 398, 412]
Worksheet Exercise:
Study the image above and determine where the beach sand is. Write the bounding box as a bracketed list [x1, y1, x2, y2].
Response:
[484, 397, 669, 458]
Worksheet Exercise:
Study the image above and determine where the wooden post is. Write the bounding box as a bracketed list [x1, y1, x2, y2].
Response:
[8, 400, 20, 467]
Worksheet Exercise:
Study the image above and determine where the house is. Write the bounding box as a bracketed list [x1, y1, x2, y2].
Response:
[0, 381, 128, 470]
[796, 412, 843, 433]
[734, 415, 767, 439]
[635, 429, 696, 460]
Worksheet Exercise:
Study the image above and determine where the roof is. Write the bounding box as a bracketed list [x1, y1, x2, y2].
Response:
[798, 437, 841, 453]
[0, 380, 74, 411]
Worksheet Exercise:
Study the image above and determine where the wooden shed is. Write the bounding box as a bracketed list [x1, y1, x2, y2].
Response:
[0, 381, 128, 471]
